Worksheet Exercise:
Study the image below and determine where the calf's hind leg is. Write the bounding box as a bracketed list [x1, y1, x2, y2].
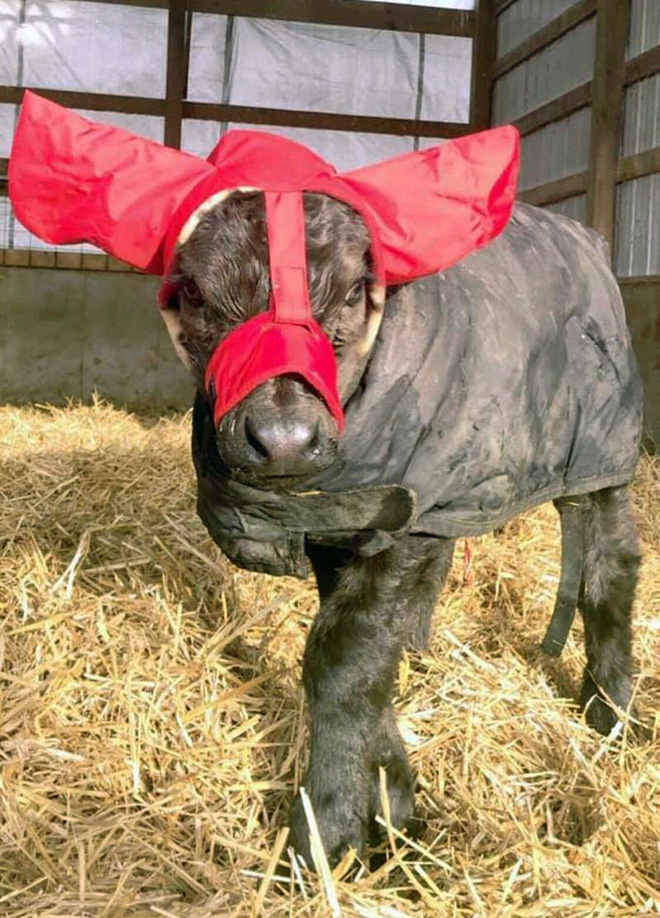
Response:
[579, 485, 641, 734]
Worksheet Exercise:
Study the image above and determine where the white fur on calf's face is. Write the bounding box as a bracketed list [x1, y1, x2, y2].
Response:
[160, 305, 193, 371]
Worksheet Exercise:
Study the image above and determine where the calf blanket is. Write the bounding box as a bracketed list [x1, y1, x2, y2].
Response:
[195, 203, 643, 577]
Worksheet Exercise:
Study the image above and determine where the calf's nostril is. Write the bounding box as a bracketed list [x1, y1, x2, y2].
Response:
[243, 415, 321, 465]
[244, 415, 271, 460]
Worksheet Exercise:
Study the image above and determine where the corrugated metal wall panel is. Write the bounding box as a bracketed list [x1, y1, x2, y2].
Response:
[622, 73, 660, 156]
[627, 0, 660, 59]
[618, 0, 660, 276]
[545, 194, 588, 224]
[518, 106, 591, 191]
[497, 0, 577, 58]
[615, 174, 660, 276]
[492, 18, 596, 123]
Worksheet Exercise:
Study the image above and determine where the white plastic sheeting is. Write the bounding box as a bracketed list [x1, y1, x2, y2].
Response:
[0, 1, 20, 85]
[23, 1, 167, 95]
[229, 20, 421, 118]
[361, 0, 473, 6]
[182, 119, 417, 174]
[183, 14, 472, 168]
[1, 1, 474, 251]
[187, 12, 229, 105]
[0, 103, 15, 157]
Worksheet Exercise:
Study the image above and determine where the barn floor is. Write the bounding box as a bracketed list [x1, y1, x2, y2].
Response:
[0, 400, 659, 917]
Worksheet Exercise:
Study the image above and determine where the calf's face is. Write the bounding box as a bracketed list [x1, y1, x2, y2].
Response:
[163, 191, 379, 487]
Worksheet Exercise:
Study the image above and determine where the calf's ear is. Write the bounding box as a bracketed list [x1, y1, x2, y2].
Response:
[158, 291, 195, 372]
[8, 91, 213, 273]
[343, 125, 520, 286]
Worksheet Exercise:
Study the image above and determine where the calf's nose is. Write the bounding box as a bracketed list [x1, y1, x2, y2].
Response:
[244, 415, 320, 468]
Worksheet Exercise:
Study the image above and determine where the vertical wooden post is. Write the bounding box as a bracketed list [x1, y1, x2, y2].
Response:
[586, 0, 631, 253]
[470, 0, 496, 130]
[164, 0, 188, 149]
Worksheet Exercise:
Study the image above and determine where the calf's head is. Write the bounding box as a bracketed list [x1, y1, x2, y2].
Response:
[162, 191, 382, 486]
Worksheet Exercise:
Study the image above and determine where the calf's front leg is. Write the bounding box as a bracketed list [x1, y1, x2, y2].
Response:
[290, 537, 453, 866]
[289, 544, 405, 865]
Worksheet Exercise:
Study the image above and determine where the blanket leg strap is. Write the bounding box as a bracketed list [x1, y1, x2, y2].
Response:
[541, 498, 586, 657]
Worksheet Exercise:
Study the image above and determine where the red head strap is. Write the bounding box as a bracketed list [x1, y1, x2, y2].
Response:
[204, 191, 344, 428]
[9, 92, 521, 434]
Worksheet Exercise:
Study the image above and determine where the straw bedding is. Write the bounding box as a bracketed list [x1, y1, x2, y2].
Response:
[0, 399, 658, 917]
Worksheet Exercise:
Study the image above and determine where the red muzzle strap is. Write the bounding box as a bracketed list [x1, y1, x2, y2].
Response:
[204, 191, 344, 430]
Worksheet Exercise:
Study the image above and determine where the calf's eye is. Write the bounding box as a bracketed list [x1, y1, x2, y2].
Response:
[345, 281, 365, 305]
[182, 279, 205, 308]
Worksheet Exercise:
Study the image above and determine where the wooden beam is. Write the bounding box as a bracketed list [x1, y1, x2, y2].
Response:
[494, 0, 596, 79]
[0, 85, 471, 141]
[0, 85, 167, 115]
[470, 0, 496, 131]
[513, 81, 592, 137]
[518, 171, 588, 207]
[72, 0, 478, 36]
[183, 100, 472, 138]
[617, 146, 660, 184]
[61, 0, 476, 35]
[164, 0, 188, 148]
[624, 44, 660, 86]
[619, 275, 660, 285]
[586, 0, 631, 251]
[194, 0, 475, 37]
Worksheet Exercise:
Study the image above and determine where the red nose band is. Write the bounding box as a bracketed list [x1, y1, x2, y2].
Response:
[204, 191, 345, 430]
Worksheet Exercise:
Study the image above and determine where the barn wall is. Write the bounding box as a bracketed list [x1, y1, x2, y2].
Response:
[492, 3, 595, 202]
[0, 267, 192, 408]
[615, 0, 660, 277]
[491, 0, 660, 443]
[620, 279, 660, 445]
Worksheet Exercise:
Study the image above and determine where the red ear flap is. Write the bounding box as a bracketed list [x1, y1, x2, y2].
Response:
[342, 125, 520, 286]
[8, 91, 214, 273]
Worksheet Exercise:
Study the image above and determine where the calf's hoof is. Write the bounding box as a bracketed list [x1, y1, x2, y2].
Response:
[289, 789, 368, 868]
[368, 748, 417, 843]
[580, 671, 632, 736]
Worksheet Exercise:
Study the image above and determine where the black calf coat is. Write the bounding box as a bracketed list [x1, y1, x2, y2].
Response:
[194, 204, 643, 578]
